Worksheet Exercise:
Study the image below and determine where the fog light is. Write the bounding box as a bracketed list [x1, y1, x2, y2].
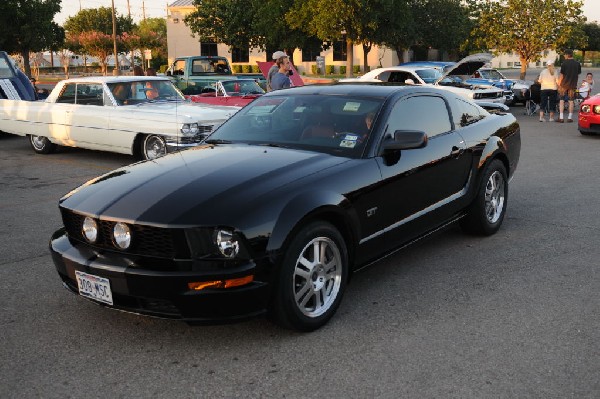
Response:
[581, 104, 590, 113]
[188, 275, 254, 290]
[82, 217, 98, 243]
[215, 229, 239, 258]
[113, 222, 131, 249]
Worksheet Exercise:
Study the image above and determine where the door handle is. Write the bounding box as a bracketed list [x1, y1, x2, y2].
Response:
[451, 146, 464, 157]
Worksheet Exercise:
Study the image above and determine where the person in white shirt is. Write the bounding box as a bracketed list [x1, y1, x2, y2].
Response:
[538, 60, 558, 122]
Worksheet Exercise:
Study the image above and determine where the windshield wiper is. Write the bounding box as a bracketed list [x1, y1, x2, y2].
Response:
[204, 139, 233, 144]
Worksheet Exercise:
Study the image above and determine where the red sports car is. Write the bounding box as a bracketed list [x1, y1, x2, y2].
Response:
[578, 94, 600, 135]
[186, 79, 264, 107]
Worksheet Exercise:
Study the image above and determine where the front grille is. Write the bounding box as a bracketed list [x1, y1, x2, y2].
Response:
[588, 123, 600, 133]
[61, 209, 187, 259]
[478, 92, 503, 99]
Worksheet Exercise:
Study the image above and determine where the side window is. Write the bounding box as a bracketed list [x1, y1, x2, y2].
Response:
[56, 84, 76, 103]
[173, 60, 185, 75]
[451, 98, 485, 127]
[386, 96, 452, 138]
[75, 83, 104, 106]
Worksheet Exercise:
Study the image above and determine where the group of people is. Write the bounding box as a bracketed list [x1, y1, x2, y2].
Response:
[537, 49, 592, 123]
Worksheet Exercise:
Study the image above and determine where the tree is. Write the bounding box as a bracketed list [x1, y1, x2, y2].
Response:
[287, 0, 380, 77]
[184, 0, 255, 51]
[70, 31, 121, 75]
[63, 7, 134, 36]
[376, 0, 418, 63]
[470, 0, 585, 79]
[135, 18, 168, 69]
[579, 22, 600, 64]
[0, 0, 64, 77]
[414, 0, 472, 59]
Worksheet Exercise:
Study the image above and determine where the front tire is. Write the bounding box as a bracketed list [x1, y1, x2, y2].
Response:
[141, 135, 167, 160]
[460, 159, 508, 235]
[271, 222, 348, 331]
[29, 135, 56, 154]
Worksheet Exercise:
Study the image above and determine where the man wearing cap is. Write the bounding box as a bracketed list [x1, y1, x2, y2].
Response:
[557, 49, 581, 123]
[270, 55, 292, 91]
[538, 59, 558, 122]
[267, 51, 287, 92]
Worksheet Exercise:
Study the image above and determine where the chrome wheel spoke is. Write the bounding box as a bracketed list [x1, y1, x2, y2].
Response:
[293, 236, 343, 318]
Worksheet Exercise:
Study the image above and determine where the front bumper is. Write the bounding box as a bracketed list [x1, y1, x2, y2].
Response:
[578, 114, 600, 134]
[50, 229, 270, 323]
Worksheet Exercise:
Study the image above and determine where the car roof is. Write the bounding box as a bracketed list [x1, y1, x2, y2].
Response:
[56, 76, 170, 84]
[264, 82, 451, 98]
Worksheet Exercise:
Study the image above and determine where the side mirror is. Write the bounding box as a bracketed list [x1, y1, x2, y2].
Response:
[382, 130, 428, 152]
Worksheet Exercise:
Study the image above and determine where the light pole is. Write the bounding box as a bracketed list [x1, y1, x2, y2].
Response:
[111, 0, 120, 75]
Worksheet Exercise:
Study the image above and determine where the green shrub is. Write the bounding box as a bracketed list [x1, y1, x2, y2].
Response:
[339, 65, 346, 75]
[326, 65, 335, 75]
[353, 65, 361, 74]
[242, 64, 252, 73]
[251, 65, 260, 73]
[159, 65, 168, 74]
[311, 64, 319, 75]
[232, 64, 243, 73]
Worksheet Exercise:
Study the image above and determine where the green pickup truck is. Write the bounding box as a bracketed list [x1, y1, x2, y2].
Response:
[167, 56, 266, 95]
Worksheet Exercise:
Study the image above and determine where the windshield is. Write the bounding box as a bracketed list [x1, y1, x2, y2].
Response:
[415, 69, 442, 84]
[207, 94, 384, 158]
[478, 69, 506, 80]
[107, 80, 185, 105]
[221, 80, 265, 96]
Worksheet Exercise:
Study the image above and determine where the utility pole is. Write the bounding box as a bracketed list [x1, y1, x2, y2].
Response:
[111, 0, 120, 75]
[127, 0, 134, 72]
[143, 1, 146, 20]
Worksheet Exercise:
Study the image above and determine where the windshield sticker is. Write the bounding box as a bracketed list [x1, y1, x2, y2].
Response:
[340, 138, 358, 148]
[342, 102, 361, 112]
[344, 134, 359, 141]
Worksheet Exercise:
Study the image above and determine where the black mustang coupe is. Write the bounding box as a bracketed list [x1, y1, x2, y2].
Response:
[51, 84, 520, 331]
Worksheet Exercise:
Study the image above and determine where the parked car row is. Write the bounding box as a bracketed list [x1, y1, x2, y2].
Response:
[345, 53, 511, 105]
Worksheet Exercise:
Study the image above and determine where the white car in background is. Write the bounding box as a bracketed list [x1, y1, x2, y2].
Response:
[341, 53, 506, 105]
[0, 76, 239, 160]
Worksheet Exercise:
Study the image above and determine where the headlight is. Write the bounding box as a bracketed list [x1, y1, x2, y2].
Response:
[82, 217, 98, 243]
[113, 222, 131, 249]
[581, 104, 591, 113]
[594, 105, 600, 114]
[215, 229, 239, 258]
[181, 123, 200, 135]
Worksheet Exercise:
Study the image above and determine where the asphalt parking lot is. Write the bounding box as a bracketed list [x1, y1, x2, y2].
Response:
[1, 103, 599, 398]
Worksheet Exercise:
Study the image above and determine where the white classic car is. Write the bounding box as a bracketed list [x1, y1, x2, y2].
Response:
[0, 76, 239, 160]
[340, 53, 506, 105]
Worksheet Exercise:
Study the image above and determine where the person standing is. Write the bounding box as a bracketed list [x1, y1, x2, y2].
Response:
[270, 55, 292, 91]
[267, 51, 287, 92]
[538, 60, 558, 122]
[557, 49, 581, 123]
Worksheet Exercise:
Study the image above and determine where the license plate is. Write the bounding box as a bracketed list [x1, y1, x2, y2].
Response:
[75, 271, 113, 305]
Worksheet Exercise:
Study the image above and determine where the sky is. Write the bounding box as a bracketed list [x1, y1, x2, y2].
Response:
[54, 0, 600, 25]
[55, 0, 169, 24]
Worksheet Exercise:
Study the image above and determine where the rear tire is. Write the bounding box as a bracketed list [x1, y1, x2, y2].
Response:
[29, 135, 56, 154]
[460, 159, 508, 236]
[270, 222, 348, 331]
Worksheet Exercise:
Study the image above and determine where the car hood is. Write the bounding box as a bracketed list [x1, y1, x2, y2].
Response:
[127, 101, 240, 121]
[60, 144, 351, 226]
[436, 53, 493, 84]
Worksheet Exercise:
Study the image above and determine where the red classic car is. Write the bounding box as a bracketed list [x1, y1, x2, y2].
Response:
[187, 79, 264, 107]
[578, 94, 600, 135]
